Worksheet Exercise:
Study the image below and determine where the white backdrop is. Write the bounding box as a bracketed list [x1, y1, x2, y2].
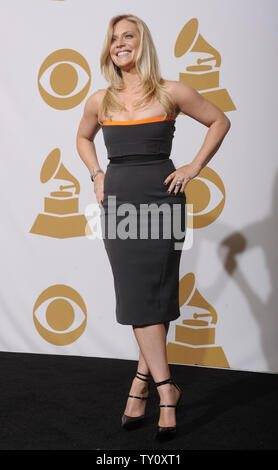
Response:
[0, 0, 277, 373]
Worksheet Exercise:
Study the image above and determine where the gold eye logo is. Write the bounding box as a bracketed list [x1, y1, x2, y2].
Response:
[33, 284, 87, 345]
[38, 49, 91, 109]
[184, 166, 226, 228]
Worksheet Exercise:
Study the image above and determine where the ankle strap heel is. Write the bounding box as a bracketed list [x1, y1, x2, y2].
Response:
[121, 371, 151, 429]
[128, 371, 152, 400]
[155, 377, 181, 393]
[155, 377, 174, 387]
[136, 371, 152, 382]
[154, 377, 182, 440]
[155, 377, 182, 407]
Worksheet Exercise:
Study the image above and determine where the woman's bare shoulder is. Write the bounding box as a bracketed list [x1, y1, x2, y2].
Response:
[162, 79, 202, 112]
[83, 88, 107, 116]
[163, 79, 177, 88]
[163, 79, 191, 90]
[162, 79, 185, 112]
[165, 80, 200, 103]
[163, 79, 193, 99]
[163, 79, 230, 127]
[86, 88, 106, 106]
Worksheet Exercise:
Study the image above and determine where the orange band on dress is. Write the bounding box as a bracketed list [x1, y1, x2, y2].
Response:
[102, 115, 176, 126]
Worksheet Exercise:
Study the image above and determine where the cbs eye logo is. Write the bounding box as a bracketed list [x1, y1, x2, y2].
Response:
[38, 49, 91, 109]
[33, 285, 87, 345]
[184, 166, 226, 228]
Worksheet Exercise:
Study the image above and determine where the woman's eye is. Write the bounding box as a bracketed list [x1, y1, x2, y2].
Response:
[112, 34, 133, 42]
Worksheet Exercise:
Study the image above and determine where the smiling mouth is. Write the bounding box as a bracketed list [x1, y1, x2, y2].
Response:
[116, 51, 131, 57]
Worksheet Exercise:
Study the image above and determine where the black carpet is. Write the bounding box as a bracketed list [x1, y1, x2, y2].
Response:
[0, 351, 277, 450]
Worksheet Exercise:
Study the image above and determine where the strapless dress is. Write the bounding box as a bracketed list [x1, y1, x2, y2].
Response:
[100, 115, 186, 326]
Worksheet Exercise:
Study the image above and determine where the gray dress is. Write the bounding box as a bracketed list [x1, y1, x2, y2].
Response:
[100, 116, 186, 326]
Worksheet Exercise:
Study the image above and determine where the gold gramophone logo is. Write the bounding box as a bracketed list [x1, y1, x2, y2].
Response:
[167, 273, 229, 368]
[183, 165, 226, 228]
[175, 18, 236, 112]
[33, 284, 87, 346]
[38, 49, 91, 109]
[30, 148, 92, 238]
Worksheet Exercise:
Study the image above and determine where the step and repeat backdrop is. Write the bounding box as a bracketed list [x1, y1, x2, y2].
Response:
[1, 0, 277, 373]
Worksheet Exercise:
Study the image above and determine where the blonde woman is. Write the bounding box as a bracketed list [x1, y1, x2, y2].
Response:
[76, 14, 230, 440]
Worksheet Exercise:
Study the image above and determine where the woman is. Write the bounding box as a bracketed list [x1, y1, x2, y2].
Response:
[76, 14, 231, 440]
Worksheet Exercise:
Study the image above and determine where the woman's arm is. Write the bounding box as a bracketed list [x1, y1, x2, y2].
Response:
[76, 90, 104, 174]
[76, 90, 105, 204]
[166, 81, 231, 194]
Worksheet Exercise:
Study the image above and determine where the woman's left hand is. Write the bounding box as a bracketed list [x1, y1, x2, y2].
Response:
[164, 163, 202, 194]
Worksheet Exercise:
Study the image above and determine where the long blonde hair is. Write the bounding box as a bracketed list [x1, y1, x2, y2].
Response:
[98, 14, 176, 124]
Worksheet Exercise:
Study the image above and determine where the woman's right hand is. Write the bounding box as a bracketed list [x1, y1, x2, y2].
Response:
[93, 172, 105, 206]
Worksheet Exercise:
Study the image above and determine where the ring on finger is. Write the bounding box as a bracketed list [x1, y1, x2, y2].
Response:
[175, 178, 182, 187]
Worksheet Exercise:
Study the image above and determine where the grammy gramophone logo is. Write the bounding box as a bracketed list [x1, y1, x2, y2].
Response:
[30, 148, 92, 238]
[175, 18, 236, 112]
[167, 272, 229, 368]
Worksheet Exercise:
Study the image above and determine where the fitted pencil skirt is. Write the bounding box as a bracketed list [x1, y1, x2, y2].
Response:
[100, 155, 187, 326]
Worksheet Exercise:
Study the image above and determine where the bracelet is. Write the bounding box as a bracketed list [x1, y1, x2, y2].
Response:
[90, 169, 104, 182]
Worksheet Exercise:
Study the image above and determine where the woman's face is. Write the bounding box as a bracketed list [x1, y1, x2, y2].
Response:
[110, 19, 140, 71]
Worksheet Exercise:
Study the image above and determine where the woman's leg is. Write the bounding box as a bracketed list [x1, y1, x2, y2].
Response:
[132, 322, 181, 427]
[137, 321, 170, 374]
[124, 322, 170, 417]
[137, 348, 151, 375]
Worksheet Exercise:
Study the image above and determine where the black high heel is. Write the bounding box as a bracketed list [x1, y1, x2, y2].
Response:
[154, 377, 182, 440]
[121, 371, 152, 429]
